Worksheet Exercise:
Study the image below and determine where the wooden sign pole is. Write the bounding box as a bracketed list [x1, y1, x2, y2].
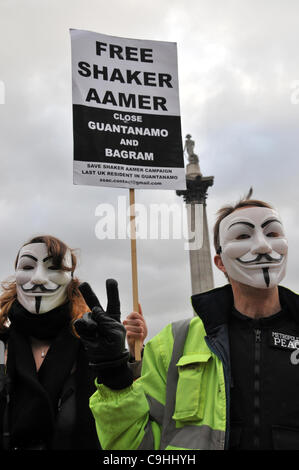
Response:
[129, 188, 142, 361]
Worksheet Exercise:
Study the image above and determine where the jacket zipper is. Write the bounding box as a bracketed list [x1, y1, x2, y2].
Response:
[253, 328, 261, 449]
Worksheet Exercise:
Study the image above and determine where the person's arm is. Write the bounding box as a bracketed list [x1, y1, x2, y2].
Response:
[90, 324, 173, 450]
[74, 280, 172, 450]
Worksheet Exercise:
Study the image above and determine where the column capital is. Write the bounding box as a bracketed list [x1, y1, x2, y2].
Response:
[176, 174, 214, 205]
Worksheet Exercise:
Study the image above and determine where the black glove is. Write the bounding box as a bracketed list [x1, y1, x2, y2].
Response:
[74, 308, 129, 369]
[74, 279, 133, 389]
[79, 279, 121, 322]
[102, 278, 121, 323]
[78, 282, 103, 310]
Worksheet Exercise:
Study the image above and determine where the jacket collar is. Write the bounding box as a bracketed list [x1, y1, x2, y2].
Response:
[191, 284, 233, 336]
[191, 284, 299, 336]
[277, 285, 299, 323]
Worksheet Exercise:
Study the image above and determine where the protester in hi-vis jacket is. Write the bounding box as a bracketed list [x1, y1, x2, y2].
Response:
[0, 235, 147, 450]
[75, 197, 299, 450]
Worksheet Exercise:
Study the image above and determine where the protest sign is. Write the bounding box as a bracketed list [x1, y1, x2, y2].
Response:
[70, 29, 185, 190]
[70, 29, 186, 358]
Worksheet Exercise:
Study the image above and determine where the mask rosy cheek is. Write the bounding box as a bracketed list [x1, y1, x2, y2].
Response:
[15, 271, 31, 285]
[47, 271, 72, 285]
[223, 242, 251, 259]
[270, 239, 288, 255]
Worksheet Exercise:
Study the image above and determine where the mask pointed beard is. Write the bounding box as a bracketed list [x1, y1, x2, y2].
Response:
[263, 267, 270, 288]
[218, 207, 288, 289]
[35, 296, 42, 314]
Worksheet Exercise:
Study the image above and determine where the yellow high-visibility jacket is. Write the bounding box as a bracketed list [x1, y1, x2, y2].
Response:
[90, 285, 234, 450]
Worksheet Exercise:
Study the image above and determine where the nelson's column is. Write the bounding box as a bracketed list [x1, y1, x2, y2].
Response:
[176, 135, 214, 294]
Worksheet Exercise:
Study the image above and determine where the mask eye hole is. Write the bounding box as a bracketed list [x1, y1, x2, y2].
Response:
[266, 231, 280, 238]
[236, 234, 251, 240]
[263, 220, 284, 239]
[48, 266, 60, 271]
[22, 265, 34, 270]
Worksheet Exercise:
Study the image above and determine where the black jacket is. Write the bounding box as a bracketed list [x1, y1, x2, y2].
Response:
[0, 325, 100, 450]
[191, 284, 299, 450]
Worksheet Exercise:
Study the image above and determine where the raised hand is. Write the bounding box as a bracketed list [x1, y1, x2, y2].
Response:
[123, 303, 148, 358]
[74, 279, 128, 370]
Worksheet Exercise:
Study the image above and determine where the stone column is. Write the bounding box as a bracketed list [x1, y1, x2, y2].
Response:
[177, 135, 214, 295]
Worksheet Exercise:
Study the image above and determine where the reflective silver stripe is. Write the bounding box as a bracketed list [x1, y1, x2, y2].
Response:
[137, 394, 165, 449]
[146, 394, 164, 426]
[137, 321, 188, 451]
[159, 318, 192, 450]
[137, 420, 155, 450]
[159, 318, 225, 450]
[166, 424, 225, 450]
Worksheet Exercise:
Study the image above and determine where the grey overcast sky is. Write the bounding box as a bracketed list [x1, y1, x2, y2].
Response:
[1, 0, 299, 339]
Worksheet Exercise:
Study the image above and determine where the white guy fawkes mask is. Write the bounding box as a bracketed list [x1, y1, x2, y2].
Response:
[15, 243, 73, 314]
[219, 207, 288, 289]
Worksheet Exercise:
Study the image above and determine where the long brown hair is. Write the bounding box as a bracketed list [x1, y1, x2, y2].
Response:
[0, 235, 90, 334]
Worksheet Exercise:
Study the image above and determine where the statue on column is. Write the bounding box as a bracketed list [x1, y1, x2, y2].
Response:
[184, 134, 199, 165]
[184, 134, 201, 177]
